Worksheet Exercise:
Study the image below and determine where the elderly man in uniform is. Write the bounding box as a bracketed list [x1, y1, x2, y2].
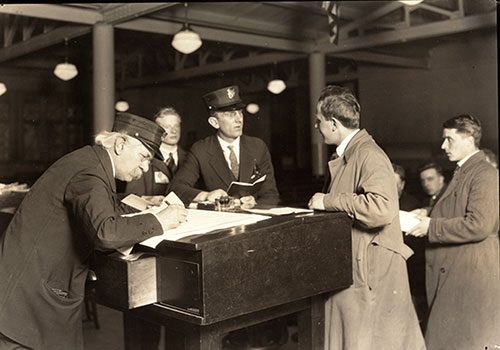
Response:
[124, 107, 187, 199]
[171, 85, 279, 209]
[407, 114, 500, 349]
[0, 112, 187, 350]
[308, 85, 425, 350]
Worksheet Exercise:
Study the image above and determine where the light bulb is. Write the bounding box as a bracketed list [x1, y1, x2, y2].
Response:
[267, 79, 286, 94]
[246, 103, 260, 114]
[172, 25, 202, 54]
[399, 0, 424, 5]
[54, 62, 78, 81]
[0, 83, 6, 96]
[115, 100, 130, 112]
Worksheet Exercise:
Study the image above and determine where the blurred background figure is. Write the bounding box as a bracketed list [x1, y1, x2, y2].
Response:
[482, 148, 498, 169]
[418, 162, 447, 211]
[392, 163, 420, 211]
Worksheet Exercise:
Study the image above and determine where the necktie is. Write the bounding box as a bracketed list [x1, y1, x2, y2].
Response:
[167, 152, 177, 175]
[228, 146, 239, 179]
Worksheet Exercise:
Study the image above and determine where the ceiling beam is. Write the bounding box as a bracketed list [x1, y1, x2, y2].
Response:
[329, 50, 429, 69]
[117, 18, 313, 53]
[0, 4, 102, 25]
[101, 3, 177, 25]
[315, 11, 496, 54]
[0, 25, 90, 63]
[123, 52, 304, 89]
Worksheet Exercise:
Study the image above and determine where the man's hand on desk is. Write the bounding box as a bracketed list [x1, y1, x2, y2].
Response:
[308, 193, 325, 211]
[240, 195, 256, 209]
[194, 189, 228, 203]
[155, 204, 188, 231]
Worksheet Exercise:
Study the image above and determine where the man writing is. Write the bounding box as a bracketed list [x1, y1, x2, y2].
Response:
[407, 114, 500, 349]
[171, 85, 279, 209]
[0, 112, 187, 350]
[308, 85, 424, 349]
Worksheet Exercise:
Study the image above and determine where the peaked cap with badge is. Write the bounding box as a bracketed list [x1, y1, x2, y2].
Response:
[203, 85, 246, 112]
[112, 112, 165, 161]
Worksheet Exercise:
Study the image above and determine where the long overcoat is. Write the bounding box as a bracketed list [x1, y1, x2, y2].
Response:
[0, 145, 163, 350]
[322, 129, 425, 350]
[170, 134, 280, 205]
[426, 151, 500, 349]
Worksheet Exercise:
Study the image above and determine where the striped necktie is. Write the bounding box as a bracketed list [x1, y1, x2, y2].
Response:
[228, 146, 239, 179]
[166, 152, 177, 175]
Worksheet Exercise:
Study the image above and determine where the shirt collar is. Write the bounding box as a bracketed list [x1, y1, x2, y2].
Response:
[217, 135, 240, 150]
[160, 143, 177, 161]
[336, 129, 360, 157]
[457, 150, 479, 167]
[105, 149, 116, 178]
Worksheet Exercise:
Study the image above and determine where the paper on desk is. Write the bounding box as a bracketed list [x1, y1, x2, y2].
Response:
[399, 210, 421, 232]
[140, 209, 271, 247]
[243, 207, 313, 216]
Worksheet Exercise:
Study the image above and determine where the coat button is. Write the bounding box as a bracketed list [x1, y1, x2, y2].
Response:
[440, 267, 446, 273]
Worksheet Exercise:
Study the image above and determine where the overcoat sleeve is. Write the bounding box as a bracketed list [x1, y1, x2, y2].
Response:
[64, 171, 163, 250]
[429, 165, 499, 244]
[323, 150, 397, 229]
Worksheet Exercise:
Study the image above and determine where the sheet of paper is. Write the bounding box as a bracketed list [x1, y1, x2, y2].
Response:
[121, 193, 154, 211]
[399, 210, 421, 232]
[243, 207, 313, 216]
[164, 191, 184, 206]
[140, 209, 271, 247]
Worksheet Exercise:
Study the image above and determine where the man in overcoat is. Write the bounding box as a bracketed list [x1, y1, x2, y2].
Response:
[0, 113, 187, 350]
[308, 85, 425, 350]
[170, 85, 279, 208]
[407, 114, 500, 349]
[124, 107, 187, 197]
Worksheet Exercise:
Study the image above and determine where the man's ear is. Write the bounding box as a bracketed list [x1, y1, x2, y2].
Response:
[208, 116, 220, 129]
[330, 118, 337, 131]
[114, 136, 128, 156]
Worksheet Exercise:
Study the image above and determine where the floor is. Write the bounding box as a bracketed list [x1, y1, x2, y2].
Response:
[83, 304, 299, 350]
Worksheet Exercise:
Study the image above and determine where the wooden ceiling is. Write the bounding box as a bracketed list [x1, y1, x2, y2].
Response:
[0, 1, 496, 88]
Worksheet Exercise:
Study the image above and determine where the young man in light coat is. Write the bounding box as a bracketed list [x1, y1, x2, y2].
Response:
[308, 85, 425, 350]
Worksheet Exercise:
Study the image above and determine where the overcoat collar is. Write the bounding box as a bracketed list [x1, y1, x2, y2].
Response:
[92, 145, 116, 193]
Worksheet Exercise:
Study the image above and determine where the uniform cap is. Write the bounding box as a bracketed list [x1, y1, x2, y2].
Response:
[112, 112, 165, 161]
[203, 85, 246, 112]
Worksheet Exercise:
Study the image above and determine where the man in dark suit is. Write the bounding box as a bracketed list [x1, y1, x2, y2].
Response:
[407, 114, 500, 349]
[124, 107, 187, 198]
[0, 113, 187, 350]
[171, 85, 279, 208]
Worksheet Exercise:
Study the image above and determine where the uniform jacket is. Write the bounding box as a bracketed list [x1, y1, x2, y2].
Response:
[426, 151, 500, 349]
[124, 147, 187, 196]
[322, 129, 425, 350]
[170, 134, 280, 206]
[0, 145, 163, 350]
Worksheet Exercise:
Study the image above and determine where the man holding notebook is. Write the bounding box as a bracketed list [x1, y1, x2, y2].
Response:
[171, 85, 279, 209]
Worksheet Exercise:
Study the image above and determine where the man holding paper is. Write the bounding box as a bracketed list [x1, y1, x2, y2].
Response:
[170, 85, 279, 209]
[308, 85, 424, 349]
[0, 113, 187, 350]
[406, 114, 500, 349]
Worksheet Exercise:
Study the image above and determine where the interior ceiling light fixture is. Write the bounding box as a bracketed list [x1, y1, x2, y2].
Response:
[246, 103, 260, 114]
[115, 100, 130, 112]
[54, 38, 78, 81]
[399, 0, 424, 5]
[0, 83, 7, 96]
[171, 3, 202, 55]
[267, 79, 286, 95]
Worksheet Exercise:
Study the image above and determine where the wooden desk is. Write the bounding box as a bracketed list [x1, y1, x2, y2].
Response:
[95, 211, 352, 350]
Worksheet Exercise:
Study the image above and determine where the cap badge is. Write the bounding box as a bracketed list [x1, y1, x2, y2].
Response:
[227, 87, 236, 100]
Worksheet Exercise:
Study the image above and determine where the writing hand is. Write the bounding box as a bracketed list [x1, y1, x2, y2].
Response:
[156, 204, 188, 231]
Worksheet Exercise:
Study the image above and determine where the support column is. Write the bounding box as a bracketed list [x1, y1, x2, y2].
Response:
[309, 52, 327, 176]
[92, 22, 115, 134]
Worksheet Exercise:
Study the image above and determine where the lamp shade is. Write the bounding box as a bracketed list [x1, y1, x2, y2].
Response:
[399, 0, 424, 5]
[267, 79, 286, 94]
[172, 24, 202, 54]
[0, 83, 6, 96]
[115, 100, 130, 112]
[246, 103, 260, 114]
[54, 62, 78, 81]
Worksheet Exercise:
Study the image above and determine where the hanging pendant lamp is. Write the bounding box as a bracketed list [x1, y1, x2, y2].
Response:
[54, 38, 78, 81]
[399, 0, 424, 5]
[0, 82, 7, 96]
[171, 3, 202, 54]
[267, 63, 286, 95]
